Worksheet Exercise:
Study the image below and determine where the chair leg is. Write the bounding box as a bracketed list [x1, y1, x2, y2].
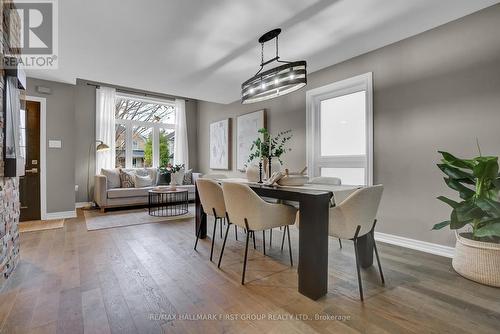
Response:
[252, 231, 256, 249]
[218, 222, 231, 268]
[372, 235, 385, 284]
[234, 225, 238, 241]
[220, 218, 223, 238]
[339, 239, 343, 249]
[210, 218, 217, 262]
[353, 238, 364, 301]
[287, 225, 293, 267]
[262, 230, 266, 255]
[281, 226, 286, 251]
[269, 229, 273, 248]
[194, 215, 203, 250]
[242, 220, 251, 285]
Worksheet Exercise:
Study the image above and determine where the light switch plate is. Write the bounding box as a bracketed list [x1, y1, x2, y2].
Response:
[48, 139, 62, 148]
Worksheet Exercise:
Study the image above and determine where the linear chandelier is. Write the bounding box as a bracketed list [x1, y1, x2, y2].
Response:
[241, 28, 307, 104]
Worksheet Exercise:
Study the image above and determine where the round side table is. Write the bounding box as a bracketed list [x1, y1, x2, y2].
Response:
[148, 188, 189, 217]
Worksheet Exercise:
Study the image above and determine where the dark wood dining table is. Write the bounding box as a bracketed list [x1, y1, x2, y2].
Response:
[195, 180, 375, 300]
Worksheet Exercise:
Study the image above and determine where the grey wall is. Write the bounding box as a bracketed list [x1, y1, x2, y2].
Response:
[197, 4, 500, 247]
[74, 80, 96, 202]
[27, 78, 76, 213]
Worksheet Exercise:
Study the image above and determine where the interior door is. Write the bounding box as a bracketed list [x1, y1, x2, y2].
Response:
[19, 100, 41, 221]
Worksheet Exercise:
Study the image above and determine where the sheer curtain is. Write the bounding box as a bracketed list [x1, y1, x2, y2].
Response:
[95, 86, 116, 173]
[173, 98, 189, 168]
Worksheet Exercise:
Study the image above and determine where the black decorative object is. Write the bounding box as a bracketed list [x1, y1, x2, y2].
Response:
[148, 189, 188, 217]
[241, 28, 307, 104]
[258, 161, 263, 183]
[156, 170, 171, 185]
[268, 156, 272, 177]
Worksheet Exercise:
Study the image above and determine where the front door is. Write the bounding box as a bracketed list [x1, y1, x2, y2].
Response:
[19, 100, 41, 221]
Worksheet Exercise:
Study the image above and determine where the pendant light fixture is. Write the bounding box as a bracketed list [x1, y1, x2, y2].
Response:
[241, 28, 307, 104]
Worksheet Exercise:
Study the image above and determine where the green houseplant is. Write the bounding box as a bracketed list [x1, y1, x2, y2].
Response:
[247, 128, 292, 164]
[434, 150, 500, 287]
[246, 128, 292, 180]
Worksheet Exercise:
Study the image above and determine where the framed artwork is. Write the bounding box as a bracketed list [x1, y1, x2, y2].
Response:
[236, 109, 266, 171]
[209, 118, 230, 170]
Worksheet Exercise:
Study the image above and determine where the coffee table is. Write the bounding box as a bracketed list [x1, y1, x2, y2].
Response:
[148, 188, 189, 217]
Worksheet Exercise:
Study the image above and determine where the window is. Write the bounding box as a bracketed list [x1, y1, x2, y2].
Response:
[306, 73, 373, 185]
[114, 94, 175, 168]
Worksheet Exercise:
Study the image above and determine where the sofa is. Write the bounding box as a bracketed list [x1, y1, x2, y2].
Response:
[94, 167, 200, 212]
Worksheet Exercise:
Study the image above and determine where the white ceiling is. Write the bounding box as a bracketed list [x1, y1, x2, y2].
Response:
[27, 0, 500, 104]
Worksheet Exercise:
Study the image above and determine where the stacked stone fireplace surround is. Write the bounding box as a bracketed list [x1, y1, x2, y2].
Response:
[0, 0, 20, 291]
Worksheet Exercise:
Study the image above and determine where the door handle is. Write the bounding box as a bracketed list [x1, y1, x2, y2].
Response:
[25, 168, 38, 173]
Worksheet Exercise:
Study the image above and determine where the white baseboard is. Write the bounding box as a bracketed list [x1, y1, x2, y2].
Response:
[43, 210, 77, 220]
[75, 202, 91, 208]
[374, 232, 455, 258]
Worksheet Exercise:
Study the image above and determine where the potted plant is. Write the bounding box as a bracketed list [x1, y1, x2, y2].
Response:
[434, 150, 500, 287]
[157, 166, 172, 185]
[247, 128, 292, 178]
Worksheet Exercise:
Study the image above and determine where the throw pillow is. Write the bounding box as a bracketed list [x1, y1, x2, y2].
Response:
[183, 169, 193, 185]
[119, 169, 135, 188]
[172, 169, 185, 185]
[134, 174, 153, 188]
[134, 168, 149, 177]
[101, 168, 121, 189]
[145, 167, 157, 182]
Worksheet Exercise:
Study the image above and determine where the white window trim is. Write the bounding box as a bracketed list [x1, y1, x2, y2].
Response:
[306, 72, 373, 185]
[114, 94, 175, 168]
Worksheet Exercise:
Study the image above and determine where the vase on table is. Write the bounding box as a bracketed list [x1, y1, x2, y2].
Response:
[170, 170, 185, 190]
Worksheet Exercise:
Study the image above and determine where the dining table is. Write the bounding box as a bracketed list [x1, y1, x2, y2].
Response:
[195, 178, 375, 300]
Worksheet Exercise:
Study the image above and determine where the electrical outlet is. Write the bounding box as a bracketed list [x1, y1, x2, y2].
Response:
[75, 185, 79, 192]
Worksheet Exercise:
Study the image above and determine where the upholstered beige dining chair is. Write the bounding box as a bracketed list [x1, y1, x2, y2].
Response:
[219, 182, 297, 284]
[195, 179, 237, 261]
[329, 184, 385, 301]
[201, 173, 228, 180]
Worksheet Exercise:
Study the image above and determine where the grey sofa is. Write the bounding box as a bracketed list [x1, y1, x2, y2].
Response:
[94, 168, 200, 212]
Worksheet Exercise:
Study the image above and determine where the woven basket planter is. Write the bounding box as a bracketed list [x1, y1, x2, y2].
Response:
[452, 232, 500, 287]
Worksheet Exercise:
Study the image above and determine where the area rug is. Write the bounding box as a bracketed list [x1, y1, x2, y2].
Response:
[84, 205, 195, 231]
[19, 219, 65, 233]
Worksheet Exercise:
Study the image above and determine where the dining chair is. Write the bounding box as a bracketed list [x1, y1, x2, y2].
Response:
[201, 173, 228, 180]
[309, 176, 342, 185]
[219, 182, 297, 284]
[329, 184, 385, 301]
[194, 178, 238, 261]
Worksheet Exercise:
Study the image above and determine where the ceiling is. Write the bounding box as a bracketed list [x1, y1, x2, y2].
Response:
[27, 0, 500, 104]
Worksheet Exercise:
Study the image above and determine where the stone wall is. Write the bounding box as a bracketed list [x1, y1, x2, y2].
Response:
[0, 0, 20, 291]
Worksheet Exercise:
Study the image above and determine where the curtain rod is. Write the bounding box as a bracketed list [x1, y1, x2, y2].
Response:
[84, 81, 190, 102]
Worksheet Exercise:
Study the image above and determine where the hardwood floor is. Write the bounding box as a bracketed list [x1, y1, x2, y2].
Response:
[1, 209, 499, 334]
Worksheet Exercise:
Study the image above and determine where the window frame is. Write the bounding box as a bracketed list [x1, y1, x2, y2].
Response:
[114, 93, 176, 169]
[306, 72, 373, 185]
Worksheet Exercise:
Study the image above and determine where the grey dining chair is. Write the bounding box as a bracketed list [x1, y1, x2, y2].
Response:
[195, 178, 237, 261]
[220, 182, 297, 284]
[329, 184, 385, 301]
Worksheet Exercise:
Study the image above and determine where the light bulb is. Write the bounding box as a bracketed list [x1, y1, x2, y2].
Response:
[261, 82, 266, 89]
[250, 88, 254, 93]
[274, 78, 279, 85]
[290, 74, 295, 80]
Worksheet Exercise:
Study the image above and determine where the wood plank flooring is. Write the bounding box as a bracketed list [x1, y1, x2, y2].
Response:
[0, 209, 499, 334]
